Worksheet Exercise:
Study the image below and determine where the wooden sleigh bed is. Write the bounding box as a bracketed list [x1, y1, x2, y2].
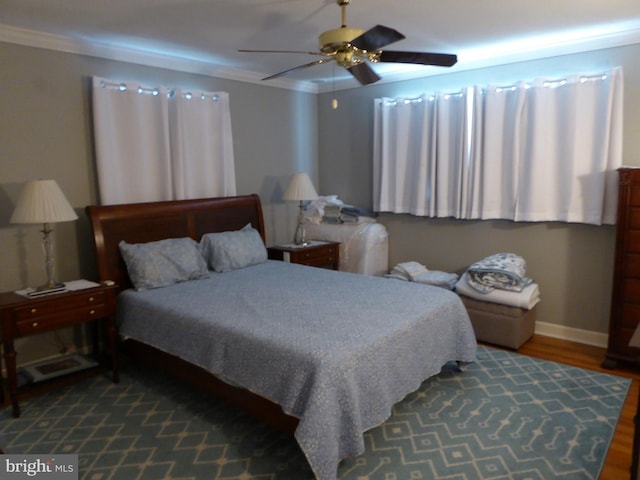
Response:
[86, 194, 477, 480]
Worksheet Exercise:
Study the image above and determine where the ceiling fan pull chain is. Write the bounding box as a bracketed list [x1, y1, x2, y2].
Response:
[332, 63, 338, 110]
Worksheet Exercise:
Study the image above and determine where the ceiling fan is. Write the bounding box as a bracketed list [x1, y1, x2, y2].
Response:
[239, 0, 457, 85]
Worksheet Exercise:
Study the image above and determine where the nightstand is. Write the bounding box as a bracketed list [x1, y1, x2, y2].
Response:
[268, 241, 340, 270]
[0, 283, 119, 417]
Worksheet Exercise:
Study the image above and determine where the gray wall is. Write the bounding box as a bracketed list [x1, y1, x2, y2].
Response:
[0, 42, 317, 364]
[2, 38, 639, 365]
[317, 43, 640, 338]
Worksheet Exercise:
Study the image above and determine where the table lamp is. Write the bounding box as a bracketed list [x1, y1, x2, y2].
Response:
[10, 179, 78, 293]
[283, 173, 318, 245]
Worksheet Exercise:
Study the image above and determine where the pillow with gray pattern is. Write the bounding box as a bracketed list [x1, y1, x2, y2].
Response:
[200, 224, 267, 272]
[119, 237, 209, 290]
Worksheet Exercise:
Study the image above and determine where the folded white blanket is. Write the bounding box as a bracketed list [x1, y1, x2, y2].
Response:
[385, 262, 458, 290]
[414, 271, 458, 290]
[455, 273, 540, 310]
[394, 261, 428, 281]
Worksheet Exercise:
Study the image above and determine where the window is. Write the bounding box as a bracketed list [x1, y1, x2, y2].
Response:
[373, 67, 623, 225]
[92, 77, 236, 205]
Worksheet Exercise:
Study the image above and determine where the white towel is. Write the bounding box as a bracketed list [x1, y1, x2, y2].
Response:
[394, 261, 428, 281]
[455, 273, 540, 310]
[385, 262, 458, 290]
[413, 270, 458, 290]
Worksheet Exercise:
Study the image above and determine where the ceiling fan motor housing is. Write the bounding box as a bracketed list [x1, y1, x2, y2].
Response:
[319, 27, 365, 53]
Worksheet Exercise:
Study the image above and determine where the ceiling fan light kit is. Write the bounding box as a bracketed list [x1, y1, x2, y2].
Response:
[239, 0, 457, 86]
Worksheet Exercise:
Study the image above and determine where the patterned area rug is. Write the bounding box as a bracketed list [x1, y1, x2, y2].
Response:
[0, 346, 630, 480]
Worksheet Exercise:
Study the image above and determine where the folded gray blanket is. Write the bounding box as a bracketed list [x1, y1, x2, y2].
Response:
[466, 253, 533, 293]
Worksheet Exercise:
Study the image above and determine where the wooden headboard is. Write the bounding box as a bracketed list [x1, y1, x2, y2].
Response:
[86, 194, 265, 291]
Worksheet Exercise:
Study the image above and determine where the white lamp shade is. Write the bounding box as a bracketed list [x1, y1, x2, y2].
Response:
[282, 173, 318, 201]
[10, 179, 78, 224]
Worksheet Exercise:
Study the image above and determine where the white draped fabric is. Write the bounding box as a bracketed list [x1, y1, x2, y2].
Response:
[169, 89, 236, 200]
[92, 77, 236, 205]
[92, 80, 172, 204]
[373, 67, 623, 225]
[476, 82, 527, 220]
[372, 91, 470, 217]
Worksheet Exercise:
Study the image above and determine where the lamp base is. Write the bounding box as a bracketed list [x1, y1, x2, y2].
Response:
[34, 222, 67, 295]
[293, 221, 309, 246]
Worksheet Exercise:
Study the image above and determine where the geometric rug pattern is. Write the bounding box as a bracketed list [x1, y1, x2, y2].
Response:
[0, 346, 630, 480]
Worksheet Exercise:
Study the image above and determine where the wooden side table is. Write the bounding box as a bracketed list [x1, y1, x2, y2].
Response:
[268, 241, 340, 270]
[0, 283, 119, 417]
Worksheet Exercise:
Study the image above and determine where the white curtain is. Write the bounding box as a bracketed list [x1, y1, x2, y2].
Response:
[92, 80, 172, 204]
[373, 91, 471, 218]
[434, 89, 473, 219]
[92, 77, 236, 205]
[169, 89, 236, 200]
[477, 82, 527, 220]
[373, 67, 623, 225]
[514, 71, 622, 224]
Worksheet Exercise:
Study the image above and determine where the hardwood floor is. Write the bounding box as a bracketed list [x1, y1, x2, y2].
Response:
[504, 334, 639, 480]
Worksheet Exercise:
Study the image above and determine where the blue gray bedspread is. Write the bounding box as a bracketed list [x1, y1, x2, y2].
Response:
[117, 260, 477, 480]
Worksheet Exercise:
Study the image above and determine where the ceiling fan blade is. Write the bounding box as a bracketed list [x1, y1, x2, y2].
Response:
[262, 59, 331, 81]
[378, 50, 458, 67]
[239, 49, 323, 56]
[350, 25, 405, 51]
[346, 62, 381, 85]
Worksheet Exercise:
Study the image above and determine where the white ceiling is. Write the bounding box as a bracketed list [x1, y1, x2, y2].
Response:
[2, 0, 640, 92]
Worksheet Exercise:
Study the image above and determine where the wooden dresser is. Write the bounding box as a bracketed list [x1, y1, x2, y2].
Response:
[604, 167, 640, 368]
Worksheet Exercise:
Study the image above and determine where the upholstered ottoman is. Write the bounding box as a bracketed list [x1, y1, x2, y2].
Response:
[459, 295, 536, 349]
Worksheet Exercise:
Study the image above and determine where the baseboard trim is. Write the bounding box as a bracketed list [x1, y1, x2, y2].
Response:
[535, 321, 608, 348]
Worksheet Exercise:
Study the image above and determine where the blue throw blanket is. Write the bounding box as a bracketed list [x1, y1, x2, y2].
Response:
[466, 253, 533, 293]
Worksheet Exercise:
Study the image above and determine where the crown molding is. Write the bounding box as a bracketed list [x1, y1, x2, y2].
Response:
[0, 24, 320, 94]
[3, 21, 640, 95]
[315, 22, 640, 92]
